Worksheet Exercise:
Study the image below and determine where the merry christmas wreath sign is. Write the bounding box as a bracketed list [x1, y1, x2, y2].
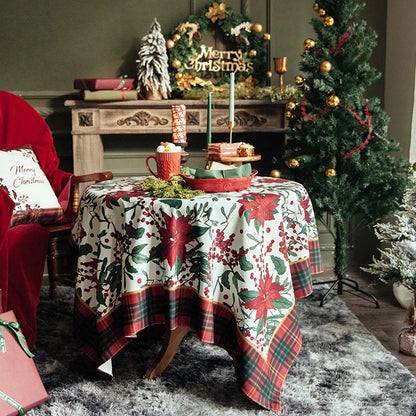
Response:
[166, 1, 269, 95]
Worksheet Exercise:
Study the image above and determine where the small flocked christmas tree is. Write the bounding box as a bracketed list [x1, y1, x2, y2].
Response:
[137, 18, 171, 99]
[278, 0, 409, 304]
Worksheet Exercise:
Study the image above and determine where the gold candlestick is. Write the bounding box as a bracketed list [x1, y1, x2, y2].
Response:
[228, 121, 235, 144]
[274, 57, 288, 93]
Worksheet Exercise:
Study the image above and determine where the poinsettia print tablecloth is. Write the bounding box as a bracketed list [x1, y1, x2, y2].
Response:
[72, 176, 323, 412]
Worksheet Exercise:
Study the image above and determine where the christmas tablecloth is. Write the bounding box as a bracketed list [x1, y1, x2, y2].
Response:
[72, 176, 323, 412]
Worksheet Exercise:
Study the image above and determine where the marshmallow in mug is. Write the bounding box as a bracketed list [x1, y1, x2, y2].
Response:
[156, 142, 181, 153]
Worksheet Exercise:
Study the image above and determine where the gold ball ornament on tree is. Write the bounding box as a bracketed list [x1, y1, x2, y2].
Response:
[289, 158, 300, 168]
[266, 70, 273, 78]
[284, 110, 294, 119]
[313, 2, 319, 11]
[320, 60, 332, 72]
[172, 33, 181, 42]
[318, 8, 326, 16]
[263, 33, 271, 41]
[303, 38, 316, 52]
[294, 75, 305, 86]
[166, 39, 175, 49]
[286, 101, 297, 111]
[326, 94, 340, 107]
[252, 23, 263, 33]
[270, 169, 281, 178]
[325, 168, 337, 177]
[323, 16, 335, 27]
[172, 59, 182, 69]
[175, 72, 183, 80]
[248, 49, 257, 58]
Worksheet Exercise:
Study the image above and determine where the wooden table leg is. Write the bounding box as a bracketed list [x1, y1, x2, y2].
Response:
[144, 325, 190, 380]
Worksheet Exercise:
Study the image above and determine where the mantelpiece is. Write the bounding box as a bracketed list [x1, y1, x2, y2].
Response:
[64, 99, 286, 176]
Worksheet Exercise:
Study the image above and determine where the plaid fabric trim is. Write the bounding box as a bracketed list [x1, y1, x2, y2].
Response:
[10, 206, 64, 227]
[290, 239, 323, 299]
[74, 285, 303, 412]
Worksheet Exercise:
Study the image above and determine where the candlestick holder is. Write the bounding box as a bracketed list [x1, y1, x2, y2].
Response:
[228, 121, 235, 144]
[273, 57, 288, 93]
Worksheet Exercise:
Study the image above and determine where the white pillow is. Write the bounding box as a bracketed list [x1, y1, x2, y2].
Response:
[0, 146, 63, 226]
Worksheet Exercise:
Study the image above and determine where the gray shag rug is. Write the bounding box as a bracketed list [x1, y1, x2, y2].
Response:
[27, 284, 416, 416]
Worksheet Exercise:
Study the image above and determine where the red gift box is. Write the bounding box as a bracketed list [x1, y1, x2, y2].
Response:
[74, 77, 135, 90]
[0, 310, 49, 416]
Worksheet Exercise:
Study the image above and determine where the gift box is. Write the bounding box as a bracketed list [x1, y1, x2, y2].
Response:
[74, 77, 135, 91]
[0, 310, 49, 416]
[83, 90, 138, 101]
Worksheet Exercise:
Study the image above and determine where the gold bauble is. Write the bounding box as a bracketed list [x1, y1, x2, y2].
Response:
[166, 39, 175, 49]
[175, 72, 183, 80]
[286, 101, 297, 111]
[318, 8, 326, 16]
[270, 169, 281, 178]
[289, 158, 300, 168]
[266, 70, 273, 78]
[325, 168, 337, 177]
[172, 59, 182, 69]
[248, 49, 257, 58]
[303, 38, 316, 51]
[263, 33, 271, 41]
[284, 110, 294, 119]
[252, 23, 263, 33]
[326, 94, 340, 107]
[294, 75, 305, 86]
[323, 16, 335, 27]
[172, 33, 181, 42]
[313, 2, 319, 11]
[320, 60, 332, 72]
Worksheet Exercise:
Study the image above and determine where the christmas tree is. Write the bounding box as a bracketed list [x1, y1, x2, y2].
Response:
[137, 19, 171, 99]
[278, 0, 409, 304]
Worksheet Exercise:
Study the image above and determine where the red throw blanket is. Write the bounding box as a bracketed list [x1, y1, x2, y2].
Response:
[0, 90, 73, 348]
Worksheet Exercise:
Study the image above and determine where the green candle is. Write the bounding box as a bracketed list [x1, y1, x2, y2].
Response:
[206, 92, 212, 147]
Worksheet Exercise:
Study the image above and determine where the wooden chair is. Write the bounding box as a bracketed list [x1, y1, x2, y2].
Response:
[46, 171, 113, 298]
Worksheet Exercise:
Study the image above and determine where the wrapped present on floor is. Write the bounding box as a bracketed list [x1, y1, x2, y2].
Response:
[207, 142, 240, 160]
[74, 77, 135, 91]
[0, 310, 49, 416]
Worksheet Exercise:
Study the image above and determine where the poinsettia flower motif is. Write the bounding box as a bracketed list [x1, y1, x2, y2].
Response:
[102, 190, 144, 209]
[159, 212, 193, 268]
[299, 195, 311, 223]
[245, 267, 285, 322]
[237, 193, 279, 226]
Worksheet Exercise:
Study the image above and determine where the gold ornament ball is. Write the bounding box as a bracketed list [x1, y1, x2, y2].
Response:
[270, 169, 281, 178]
[294, 75, 305, 86]
[313, 2, 319, 11]
[172, 33, 181, 42]
[326, 94, 340, 107]
[325, 168, 337, 177]
[320, 60, 332, 72]
[252, 23, 263, 33]
[323, 16, 335, 27]
[263, 33, 271, 41]
[289, 158, 300, 168]
[175, 72, 183, 80]
[286, 101, 297, 111]
[266, 70, 273, 78]
[303, 38, 316, 51]
[166, 39, 175, 49]
[172, 59, 182, 69]
[248, 49, 257, 58]
[318, 8, 326, 16]
[284, 110, 294, 119]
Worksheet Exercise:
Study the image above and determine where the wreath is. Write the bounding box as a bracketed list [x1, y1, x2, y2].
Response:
[166, 1, 268, 96]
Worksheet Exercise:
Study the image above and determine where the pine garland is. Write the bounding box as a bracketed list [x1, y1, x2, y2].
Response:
[140, 175, 204, 198]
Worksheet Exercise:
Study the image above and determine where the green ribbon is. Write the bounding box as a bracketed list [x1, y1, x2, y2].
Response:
[115, 75, 129, 90]
[0, 390, 25, 415]
[0, 318, 34, 358]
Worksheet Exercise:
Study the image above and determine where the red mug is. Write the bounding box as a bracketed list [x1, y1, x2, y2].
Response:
[145, 151, 181, 180]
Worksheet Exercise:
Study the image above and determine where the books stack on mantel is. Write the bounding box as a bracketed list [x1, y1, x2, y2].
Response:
[74, 78, 138, 101]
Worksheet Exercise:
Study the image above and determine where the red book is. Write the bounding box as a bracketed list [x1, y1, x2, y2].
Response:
[74, 77, 135, 90]
[0, 310, 49, 415]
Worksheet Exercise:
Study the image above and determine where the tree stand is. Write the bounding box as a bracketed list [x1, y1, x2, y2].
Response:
[314, 217, 380, 308]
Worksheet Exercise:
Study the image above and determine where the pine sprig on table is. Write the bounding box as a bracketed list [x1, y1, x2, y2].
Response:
[140, 176, 204, 198]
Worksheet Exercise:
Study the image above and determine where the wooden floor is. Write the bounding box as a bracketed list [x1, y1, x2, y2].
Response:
[319, 267, 416, 376]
